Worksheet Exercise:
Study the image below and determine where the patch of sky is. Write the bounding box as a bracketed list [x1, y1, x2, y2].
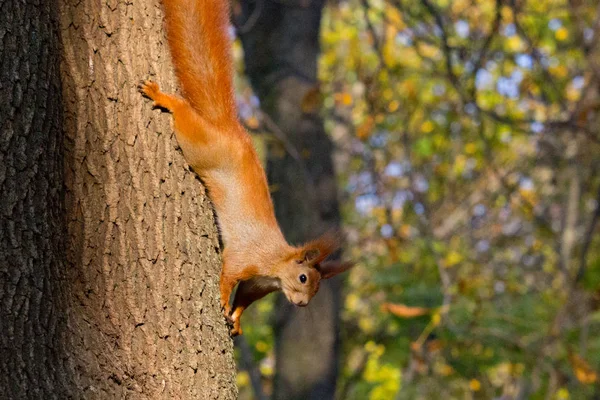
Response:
[380, 224, 394, 238]
[496, 70, 523, 99]
[357, 171, 376, 192]
[515, 53, 533, 70]
[530, 121, 544, 133]
[384, 161, 404, 178]
[355, 194, 379, 214]
[465, 103, 477, 115]
[476, 240, 490, 253]
[392, 190, 412, 209]
[519, 177, 534, 191]
[346, 173, 361, 192]
[433, 84, 446, 96]
[464, 61, 475, 73]
[572, 76, 585, 90]
[503, 23, 516, 37]
[584, 28, 594, 43]
[455, 20, 470, 38]
[415, 23, 430, 37]
[396, 31, 412, 46]
[413, 175, 429, 193]
[228, 26, 236, 39]
[237, 98, 253, 120]
[369, 131, 387, 148]
[473, 204, 486, 217]
[414, 202, 425, 215]
[548, 18, 562, 31]
[475, 69, 494, 90]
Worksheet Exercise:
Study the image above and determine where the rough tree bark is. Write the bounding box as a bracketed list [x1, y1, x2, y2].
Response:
[0, 0, 71, 396]
[0, 0, 237, 397]
[238, 0, 343, 398]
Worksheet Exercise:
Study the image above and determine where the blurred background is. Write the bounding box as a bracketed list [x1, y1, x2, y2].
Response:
[229, 0, 600, 398]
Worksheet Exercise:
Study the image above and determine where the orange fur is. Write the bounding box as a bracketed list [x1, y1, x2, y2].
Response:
[140, 0, 350, 336]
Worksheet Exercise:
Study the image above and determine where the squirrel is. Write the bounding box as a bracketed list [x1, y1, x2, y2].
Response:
[139, 0, 351, 336]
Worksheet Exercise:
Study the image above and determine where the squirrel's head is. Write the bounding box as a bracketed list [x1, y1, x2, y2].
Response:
[278, 232, 352, 307]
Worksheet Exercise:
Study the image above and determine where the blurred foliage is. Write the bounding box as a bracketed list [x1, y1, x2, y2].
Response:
[233, 0, 600, 399]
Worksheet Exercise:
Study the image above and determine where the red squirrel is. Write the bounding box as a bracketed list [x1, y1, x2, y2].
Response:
[139, 0, 350, 335]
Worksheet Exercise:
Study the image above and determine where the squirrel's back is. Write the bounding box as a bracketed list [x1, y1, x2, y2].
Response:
[162, 0, 236, 124]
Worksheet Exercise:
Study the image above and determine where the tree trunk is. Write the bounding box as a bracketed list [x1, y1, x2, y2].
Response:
[0, 0, 71, 396]
[0, 0, 237, 397]
[238, 0, 343, 398]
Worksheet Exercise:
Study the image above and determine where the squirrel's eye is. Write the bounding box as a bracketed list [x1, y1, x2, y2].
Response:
[299, 274, 307, 284]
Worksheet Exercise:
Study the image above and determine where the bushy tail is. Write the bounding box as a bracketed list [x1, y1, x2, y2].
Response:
[162, 0, 236, 124]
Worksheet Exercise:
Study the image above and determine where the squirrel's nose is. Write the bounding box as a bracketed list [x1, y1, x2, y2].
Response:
[295, 300, 308, 307]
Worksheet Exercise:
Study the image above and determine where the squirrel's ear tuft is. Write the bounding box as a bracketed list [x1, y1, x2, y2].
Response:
[300, 230, 341, 265]
[301, 248, 321, 263]
[317, 261, 353, 280]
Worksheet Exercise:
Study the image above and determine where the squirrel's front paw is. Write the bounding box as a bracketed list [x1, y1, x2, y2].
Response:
[138, 80, 161, 101]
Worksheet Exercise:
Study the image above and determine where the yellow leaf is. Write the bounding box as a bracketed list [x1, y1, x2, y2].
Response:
[431, 312, 441, 326]
[334, 92, 353, 106]
[386, 6, 405, 29]
[500, 6, 513, 23]
[569, 353, 598, 384]
[246, 115, 260, 129]
[444, 250, 463, 268]
[255, 340, 269, 352]
[236, 371, 250, 387]
[556, 27, 569, 41]
[469, 379, 481, 391]
[399, 224, 411, 238]
[346, 293, 359, 311]
[557, 388, 570, 400]
[356, 116, 375, 139]
[549, 65, 568, 78]
[382, 302, 430, 318]
[420, 43, 439, 59]
[465, 142, 477, 155]
[383, 88, 394, 100]
[438, 363, 454, 376]
[506, 36, 524, 52]
[421, 120, 434, 133]
[260, 363, 274, 377]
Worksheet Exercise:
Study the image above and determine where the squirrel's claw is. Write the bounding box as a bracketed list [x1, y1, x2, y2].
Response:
[230, 319, 242, 337]
[139, 80, 157, 97]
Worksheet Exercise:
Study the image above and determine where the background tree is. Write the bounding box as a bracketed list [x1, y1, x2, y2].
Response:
[234, 0, 345, 398]
[0, 0, 71, 395]
[1, 0, 237, 396]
